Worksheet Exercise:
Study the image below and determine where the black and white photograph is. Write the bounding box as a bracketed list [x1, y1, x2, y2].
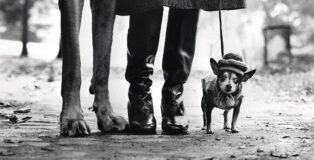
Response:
[0, 0, 314, 159]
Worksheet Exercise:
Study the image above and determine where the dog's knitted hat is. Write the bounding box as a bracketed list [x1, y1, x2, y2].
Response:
[218, 53, 248, 75]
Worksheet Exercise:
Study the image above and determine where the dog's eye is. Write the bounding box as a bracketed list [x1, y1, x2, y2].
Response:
[220, 75, 227, 81]
[233, 78, 239, 83]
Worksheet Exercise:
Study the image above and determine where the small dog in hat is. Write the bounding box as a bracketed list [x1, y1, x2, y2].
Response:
[201, 53, 256, 134]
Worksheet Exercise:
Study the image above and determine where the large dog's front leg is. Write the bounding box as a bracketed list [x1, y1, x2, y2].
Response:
[90, 0, 128, 132]
[59, 0, 90, 136]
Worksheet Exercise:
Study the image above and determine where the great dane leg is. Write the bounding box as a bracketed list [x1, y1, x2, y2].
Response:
[90, 0, 128, 132]
[59, 0, 90, 136]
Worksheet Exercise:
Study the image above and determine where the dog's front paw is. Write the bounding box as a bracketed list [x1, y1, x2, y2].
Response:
[97, 114, 128, 132]
[95, 107, 128, 132]
[110, 115, 129, 131]
[206, 129, 214, 134]
[60, 108, 91, 137]
[231, 128, 240, 133]
[60, 119, 91, 137]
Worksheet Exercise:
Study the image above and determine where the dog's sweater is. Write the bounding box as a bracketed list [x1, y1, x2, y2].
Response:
[202, 76, 243, 110]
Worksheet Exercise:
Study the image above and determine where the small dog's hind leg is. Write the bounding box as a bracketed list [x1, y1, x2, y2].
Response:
[90, 0, 128, 133]
[223, 110, 230, 130]
[201, 95, 207, 130]
[201, 113, 206, 130]
[206, 107, 214, 134]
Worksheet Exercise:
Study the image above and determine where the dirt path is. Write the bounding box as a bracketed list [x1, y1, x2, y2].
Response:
[0, 56, 314, 160]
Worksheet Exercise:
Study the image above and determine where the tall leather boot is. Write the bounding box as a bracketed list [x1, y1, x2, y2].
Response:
[161, 9, 200, 134]
[126, 7, 163, 134]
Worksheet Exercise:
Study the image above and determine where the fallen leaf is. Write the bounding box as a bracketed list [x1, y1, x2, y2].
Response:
[44, 114, 58, 118]
[301, 139, 309, 143]
[300, 128, 309, 131]
[296, 137, 311, 139]
[280, 154, 289, 158]
[0, 150, 15, 156]
[9, 115, 18, 123]
[270, 151, 289, 158]
[0, 101, 15, 108]
[282, 136, 290, 139]
[292, 153, 299, 157]
[13, 108, 31, 114]
[9, 116, 32, 124]
[19, 116, 32, 123]
[229, 155, 236, 158]
[41, 147, 54, 152]
[47, 76, 54, 82]
[0, 112, 13, 119]
[238, 145, 246, 149]
[0, 100, 30, 108]
[257, 148, 264, 152]
[3, 139, 15, 144]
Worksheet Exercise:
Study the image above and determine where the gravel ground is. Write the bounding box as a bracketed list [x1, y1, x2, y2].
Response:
[0, 56, 314, 160]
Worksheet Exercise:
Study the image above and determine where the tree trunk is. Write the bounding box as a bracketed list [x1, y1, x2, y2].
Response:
[21, 0, 29, 57]
[56, 39, 62, 59]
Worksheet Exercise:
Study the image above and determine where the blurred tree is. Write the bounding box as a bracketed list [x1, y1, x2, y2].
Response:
[56, 40, 62, 59]
[0, 0, 57, 57]
[262, 0, 314, 46]
[21, 0, 29, 57]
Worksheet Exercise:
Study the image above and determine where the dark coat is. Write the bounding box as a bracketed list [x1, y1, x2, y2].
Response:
[116, 0, 246, 15]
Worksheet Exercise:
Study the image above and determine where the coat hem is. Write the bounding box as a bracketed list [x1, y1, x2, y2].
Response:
[116, 0, 246, 15]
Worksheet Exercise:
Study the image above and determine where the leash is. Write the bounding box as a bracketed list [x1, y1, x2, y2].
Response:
[218, 0, 224, 57]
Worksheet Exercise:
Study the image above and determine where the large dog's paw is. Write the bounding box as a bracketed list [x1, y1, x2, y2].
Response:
[60, 119, 91, 137]
[94, 104, 128, 133]
[97, 114, 128, 132]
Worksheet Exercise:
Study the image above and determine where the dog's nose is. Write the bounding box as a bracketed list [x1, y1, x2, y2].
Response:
[226, 84, 232, 90]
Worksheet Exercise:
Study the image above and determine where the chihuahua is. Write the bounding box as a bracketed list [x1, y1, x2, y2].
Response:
[201, 53, 256, 134]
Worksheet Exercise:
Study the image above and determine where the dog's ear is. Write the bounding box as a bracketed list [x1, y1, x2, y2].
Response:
[210, 58, 219, 75]
[242, 69, 256, 82]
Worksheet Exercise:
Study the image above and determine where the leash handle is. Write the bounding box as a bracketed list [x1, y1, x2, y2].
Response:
[219, 0, 224, 57]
